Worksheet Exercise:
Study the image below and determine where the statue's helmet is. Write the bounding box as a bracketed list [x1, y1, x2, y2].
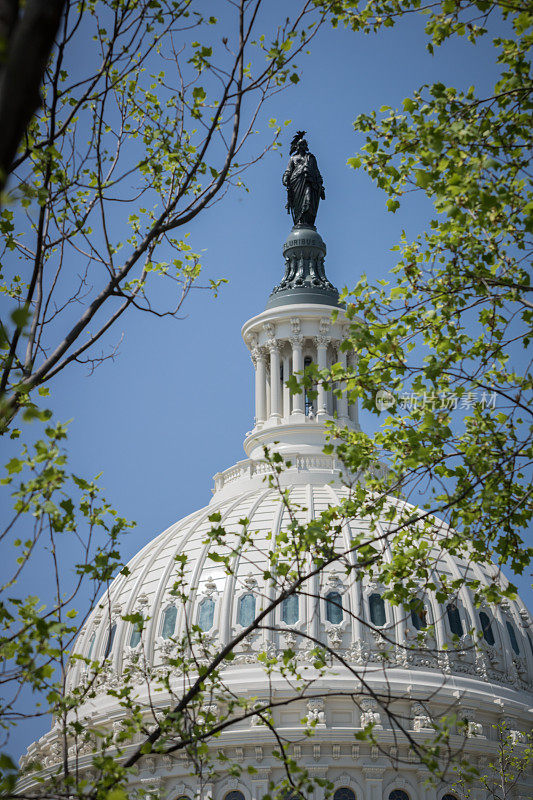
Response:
[289, 129, 307, 154]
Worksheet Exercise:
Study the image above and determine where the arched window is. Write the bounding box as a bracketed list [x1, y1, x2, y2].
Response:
[446, 603, 463, 637]
[479, 611, 495, 646]
[389, 791, 410, 800]
[369, 593, 386, 627]
[161, 605, 177, 639]
[527, 632, 533, 657]
[238, 593, 256, 627]
[224, 792, 245, 800]
[333, 788, 356, 800]
[282, 594, 299, 625]
[506, 620, 520, 655]
[198, 597, 215, 631]
[86, 632, 95, 660]
[411, 606, 426, 630]
[326, 591, 343, 624]
[103, 623, 116, 659]
[129, 621, 142, 649]
[442, 795, 459, 800]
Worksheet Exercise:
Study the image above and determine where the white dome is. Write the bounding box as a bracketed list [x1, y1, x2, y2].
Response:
[34, 463, 528, 800]
[23, 293, 533, 800]
[71, 470, 533, 701]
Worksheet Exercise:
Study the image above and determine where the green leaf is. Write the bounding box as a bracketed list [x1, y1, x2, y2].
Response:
[6, 458, 23, 474]
[347, 156, 361, 169]
[10, 305, 31, 330]
[192, 86, 206, 103]
[415, 169, 431, 189]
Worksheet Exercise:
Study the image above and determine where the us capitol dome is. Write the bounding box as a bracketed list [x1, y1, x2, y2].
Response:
[22, 136, 532, 800]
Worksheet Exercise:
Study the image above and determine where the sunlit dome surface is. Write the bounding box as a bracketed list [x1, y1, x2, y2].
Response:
[69, 474, 533, 700]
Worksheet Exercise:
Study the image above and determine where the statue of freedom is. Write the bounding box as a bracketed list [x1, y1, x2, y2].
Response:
[282, 130, 325, 227]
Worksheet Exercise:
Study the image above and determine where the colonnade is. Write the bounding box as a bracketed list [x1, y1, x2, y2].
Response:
[251, 336, 356, 429]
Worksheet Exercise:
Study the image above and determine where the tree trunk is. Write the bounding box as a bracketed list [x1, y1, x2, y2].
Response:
[0, 0, 66, 195]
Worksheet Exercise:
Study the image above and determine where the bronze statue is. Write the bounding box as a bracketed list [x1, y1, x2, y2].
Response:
[282, 131, 325, 227]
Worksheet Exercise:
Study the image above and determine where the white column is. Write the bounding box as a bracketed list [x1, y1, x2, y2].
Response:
[269, 344, 281, 421]
[349, 401, 359, 426]
[350, 559, 364, 645]
[254, 349, 266, 426]
[337, 346, 350, 423]
[282, 354, 290, 419]
[416, 770, 433, 800]
[265, 368, 271, 418]
[316, 338, 329, 419]
[347, 354, 358, 425]
[307, 768, 327, 800]
[291, 337, 305, 417]
[251, 774, 270, 800]
[199, 782, 213, 800]
[362, 768, 385, 800]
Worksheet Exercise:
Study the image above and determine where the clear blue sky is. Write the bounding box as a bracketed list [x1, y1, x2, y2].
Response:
[2, 2, 531, 758]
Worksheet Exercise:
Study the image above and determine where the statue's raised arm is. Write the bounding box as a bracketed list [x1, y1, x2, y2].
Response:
[282, 130, 325, 227]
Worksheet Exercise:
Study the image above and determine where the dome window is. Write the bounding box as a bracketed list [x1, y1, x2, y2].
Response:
[527, 632, 533, 657]
[198, 597, 215, 631]
[238, 593, 256, 627]
[224, 792, 245, 800]
[325, 591, 343, 624]
[446, 603, 463, 637]
[411, 606, 427, 631]
[333, 789, 356, 800]
[129, 619, 143, 649]
[161, 605, 177, 639]
[389, 791, 410, 800]
[442, 795, 459, 800]
[103, 623, 116, 660]
[506, 620, 520, 655]
[282, 594, 299, 625]
[369, 593, 386, 627]
[86, 632, 95, 661]
[479, 611, 495, 646]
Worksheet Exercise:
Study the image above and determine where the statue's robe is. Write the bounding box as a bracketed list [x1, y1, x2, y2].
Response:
[284, 152, 323, 226]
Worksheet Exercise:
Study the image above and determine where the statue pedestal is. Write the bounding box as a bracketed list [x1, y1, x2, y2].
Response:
[266, 225, 341, 310]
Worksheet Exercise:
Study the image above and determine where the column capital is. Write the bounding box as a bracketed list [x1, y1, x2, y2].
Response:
[308, 766, 328, 778]
[250, 345, 267, 366]
[264, 322, 281, 353]
[290, 334, 304, 348]
[362, 767, 385, 779]
[339, 319, 350, 335]
[263, 321, 276, 339]
[313, 316, 332, 347]
[252, 767, 271, 780]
